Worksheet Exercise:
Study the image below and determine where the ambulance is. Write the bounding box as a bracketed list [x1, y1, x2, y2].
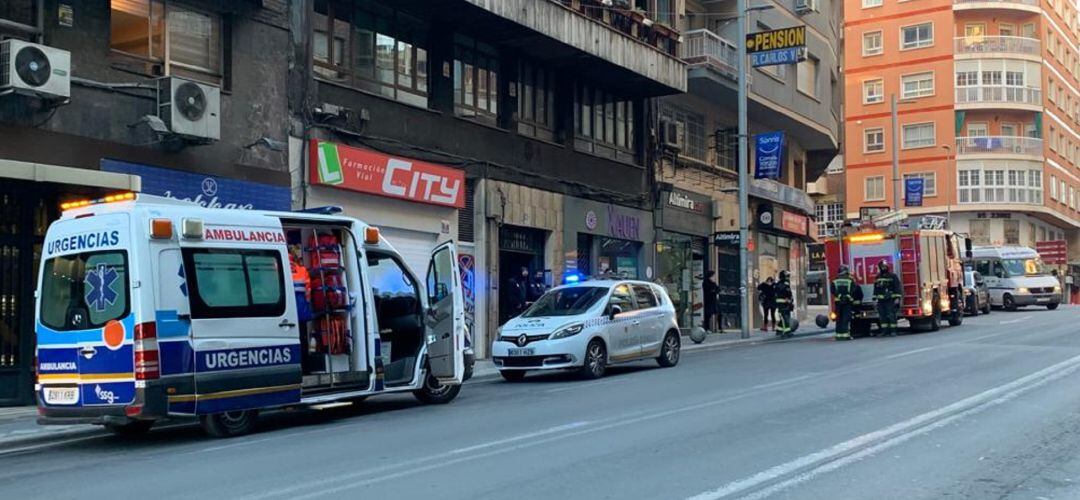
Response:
[35, 193, 467, 437]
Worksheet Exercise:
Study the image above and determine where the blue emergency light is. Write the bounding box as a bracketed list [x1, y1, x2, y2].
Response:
[562, 272, 583, 284]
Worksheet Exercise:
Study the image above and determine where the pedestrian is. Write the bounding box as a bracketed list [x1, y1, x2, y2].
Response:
[757, 276, 776, 332]
[774, 271, 794, 339]
[830, 265, 862, 341]
[873, 261, 902, 337]
[703, 271, 719, 332]
[507, 266, 530, 318]
[528, 269, 548, 303]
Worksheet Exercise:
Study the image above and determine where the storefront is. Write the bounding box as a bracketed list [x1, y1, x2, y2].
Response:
[655, 188, 713, 330]
[101, 160, 291, 211]
[712, 231, 743, 330]
[564, 197, 654, 281]
[305, 140, 464, 275]
[750, 183, 814, 326]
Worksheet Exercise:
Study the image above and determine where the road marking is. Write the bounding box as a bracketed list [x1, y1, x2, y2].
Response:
[682, 352, 1080, 500]
[885, 346, 935, 359]
[544, 378, 625, 394]
[999, 315, 1033, 325]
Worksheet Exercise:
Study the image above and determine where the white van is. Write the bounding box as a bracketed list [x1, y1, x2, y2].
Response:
[970, 246, 1062, 310]
[35, 193, 467, 437]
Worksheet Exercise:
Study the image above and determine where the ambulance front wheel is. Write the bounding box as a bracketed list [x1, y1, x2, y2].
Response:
[413, 373, 461, 405]
[200, 409, 259, 438]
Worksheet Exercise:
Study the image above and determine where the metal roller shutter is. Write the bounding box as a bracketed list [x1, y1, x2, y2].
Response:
[378, 227, 440, 278]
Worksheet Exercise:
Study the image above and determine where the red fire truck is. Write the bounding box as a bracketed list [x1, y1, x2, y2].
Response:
[824, 218, 968, 336]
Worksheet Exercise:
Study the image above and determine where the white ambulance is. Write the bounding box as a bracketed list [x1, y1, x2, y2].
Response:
[35, 193, 467, 437]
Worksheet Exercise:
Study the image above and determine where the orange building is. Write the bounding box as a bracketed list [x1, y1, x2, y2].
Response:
[843, 0, 1080, 257]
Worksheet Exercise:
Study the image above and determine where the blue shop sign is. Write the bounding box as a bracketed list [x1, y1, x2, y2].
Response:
[754, 131, 785, 180]
[905, 177, 924, 207]
[101, 159, 291, 211]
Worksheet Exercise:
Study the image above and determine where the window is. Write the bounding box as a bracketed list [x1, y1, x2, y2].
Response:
[959, 170, 980, 203]
[982, 70, 1002, 86]
[632, 285, 659, 309]
[904, 172, 937, 196]
[864, 127, 885, 153]
[901, 23, 934, 50]
[517, 60, 556, 141]
[901, 72, 934, 99]
[863, 31, 883, 56]
[40, 251, 130, 331]
[1004, 220, 1020, 245]
[1021, 23, 1035, 38]
[956, 71, 978, 87]
[454, 35, 499, 124]
[863, 0, 883, 7]
[312, 1, 429, 107]
[863, 79, 884, 104]
[966, 122, 988, 136]
[661, 105, 707, 161]
[816, 202, 844, 237]
[983, 169, 1005, 202]
[1005, 71, 1024, 87]
[797, 56, 819, 97]
[865, 176, 886, 201]
[902, 122, 935, 149]
[964, 24, 986, 42]
[182, 249, 285, 319]
[576, 83, 636, 156]
[608, 284, 635, 313]
[110, 0, 224, 85]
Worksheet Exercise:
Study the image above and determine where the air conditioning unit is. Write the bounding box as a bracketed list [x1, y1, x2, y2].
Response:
[157, 76, 220, 141]
[661, 119, 682, 152]
[0, 39, 70, 100]
[794, 0, 816, 13]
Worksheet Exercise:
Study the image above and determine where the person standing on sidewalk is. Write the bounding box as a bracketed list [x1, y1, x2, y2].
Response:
[873, 261, 902, 337]
[757, 276, 776, 331]
[703, 271, 720, 332]
[774, 271, 794, 338]
[830, 265, 862, 341]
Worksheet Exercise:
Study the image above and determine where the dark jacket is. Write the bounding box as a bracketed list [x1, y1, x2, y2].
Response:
[873, 270, 902, 301]
[703, 279, 719, 313]
[830, 272, 863, 304]
[757, 282, 776, 307]
[773, 280, 793, 310]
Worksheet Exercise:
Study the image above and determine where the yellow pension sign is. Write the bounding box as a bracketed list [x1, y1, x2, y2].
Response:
[746, 26, 806, 53]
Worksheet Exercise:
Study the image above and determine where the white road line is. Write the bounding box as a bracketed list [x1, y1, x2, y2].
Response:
[885, 346, 935, 359]
[543, 378, 625, 394]
[683, 352, 1080, 500]
[999, 315, 1033, 325]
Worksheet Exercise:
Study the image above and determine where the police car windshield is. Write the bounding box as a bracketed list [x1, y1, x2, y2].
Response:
[40, 251, 130, 331]
[1001, 258, 1046, 277]
[522, 287, 607, 317]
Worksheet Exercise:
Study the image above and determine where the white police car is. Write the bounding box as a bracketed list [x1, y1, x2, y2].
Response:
[492, 280, 680, 380]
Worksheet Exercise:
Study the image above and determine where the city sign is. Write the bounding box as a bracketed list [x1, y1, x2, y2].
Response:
[746, 26, 807, 68]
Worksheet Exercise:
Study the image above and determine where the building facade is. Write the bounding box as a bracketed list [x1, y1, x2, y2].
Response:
[842, 0, 1080, 276]
[662, 0, 843, 329]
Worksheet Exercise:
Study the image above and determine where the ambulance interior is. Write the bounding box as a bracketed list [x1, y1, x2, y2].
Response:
[283, 223, 424, 391]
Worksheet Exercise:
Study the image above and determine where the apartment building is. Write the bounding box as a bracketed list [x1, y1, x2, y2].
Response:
[843, 0, 1080, 254]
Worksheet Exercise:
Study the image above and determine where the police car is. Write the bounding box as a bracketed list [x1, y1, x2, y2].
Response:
[492, 280, 681, 380]
[35, 193, 468, 438]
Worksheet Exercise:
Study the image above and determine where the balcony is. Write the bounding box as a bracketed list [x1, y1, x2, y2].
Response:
[682, 29, 738, 80]
[955, 136, 1043, 157]
[953, 0, 1040, 12]
[954, 36, 1041, 58]
[955, 85, 1042, 110]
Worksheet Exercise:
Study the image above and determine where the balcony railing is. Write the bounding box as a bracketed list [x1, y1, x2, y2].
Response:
[956, 85, 1042, 106]
[682, 29, 738, 78]
[551, 0, 680, 56]
[953, 0, 1038, 7]
[956, 136, 1043, 156]
[954, 36, 1041, 56]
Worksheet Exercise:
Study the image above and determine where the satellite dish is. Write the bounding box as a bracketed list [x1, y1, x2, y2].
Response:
[175, 81, 207, 121]
[15, 45, 51, 87]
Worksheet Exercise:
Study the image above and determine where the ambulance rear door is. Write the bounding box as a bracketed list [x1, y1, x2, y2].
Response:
[424, 241, 465, 384]
[179, 216, 301, 414]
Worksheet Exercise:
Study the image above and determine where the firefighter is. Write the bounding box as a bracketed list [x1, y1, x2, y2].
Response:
[873, 261, 902, 337]
[774, 271, 794, 339]
[830, 265, 863, 341]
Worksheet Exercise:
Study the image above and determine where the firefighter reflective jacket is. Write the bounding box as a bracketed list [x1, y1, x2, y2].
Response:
[873, 271, 902, 300]
[831, 273, 863, 304]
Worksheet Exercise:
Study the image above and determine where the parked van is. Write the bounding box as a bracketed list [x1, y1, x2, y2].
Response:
[970, 246, 1062, 310]
[35, 193, 467, 437]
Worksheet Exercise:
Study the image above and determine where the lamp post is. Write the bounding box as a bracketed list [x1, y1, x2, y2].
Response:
[890, 95, 917, 212]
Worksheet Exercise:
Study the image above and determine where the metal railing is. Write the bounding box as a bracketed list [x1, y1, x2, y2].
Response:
[955, 85, 1042, 106]
[954, 36, 1041, 56]
[955, 136, 1043, 156]
[953, 0, 1038, 6]
[681, 29, 738, 78]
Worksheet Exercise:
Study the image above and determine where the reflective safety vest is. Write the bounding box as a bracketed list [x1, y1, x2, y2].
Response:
[873, 272, 902, 300]
[832, 276, 856, 303]
[291, 257, 310, 297]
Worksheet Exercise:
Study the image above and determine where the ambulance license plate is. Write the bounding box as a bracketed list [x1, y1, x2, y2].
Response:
[508, 348, 535, 357]
[43, 386, 79, 405]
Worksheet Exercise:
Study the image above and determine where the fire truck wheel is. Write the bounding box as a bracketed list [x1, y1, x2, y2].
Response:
[928, 307, 941, 332]
[200, 410, 259, 438]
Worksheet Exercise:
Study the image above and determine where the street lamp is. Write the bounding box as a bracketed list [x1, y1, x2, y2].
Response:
[890, 95, 917, 212]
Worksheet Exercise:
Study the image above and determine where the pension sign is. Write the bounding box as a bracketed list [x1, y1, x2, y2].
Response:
[746, 26, 807, 68]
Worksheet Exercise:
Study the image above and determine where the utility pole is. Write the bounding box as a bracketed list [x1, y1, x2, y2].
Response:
[737, 0, 750, 339]
[891, 93, 900, 212]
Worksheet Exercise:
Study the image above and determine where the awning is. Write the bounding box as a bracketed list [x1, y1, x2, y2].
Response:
[0, 159, 141, 191]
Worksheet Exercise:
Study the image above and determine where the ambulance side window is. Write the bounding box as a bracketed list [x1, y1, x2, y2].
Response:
[182, 248, 286, 319]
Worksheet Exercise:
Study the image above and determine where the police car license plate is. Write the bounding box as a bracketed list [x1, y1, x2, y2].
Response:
[508, 348, 534, 356]
[43, 386, 79, 405]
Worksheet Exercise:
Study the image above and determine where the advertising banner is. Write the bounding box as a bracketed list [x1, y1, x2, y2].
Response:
[309, 140, 465, 208]
[904, 177, 924, 207]
[754, 132, 785, 180]
[100, 159, 290, 211]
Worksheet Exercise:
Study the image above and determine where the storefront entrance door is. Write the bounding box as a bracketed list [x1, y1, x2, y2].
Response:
[498, 226, 547, 325]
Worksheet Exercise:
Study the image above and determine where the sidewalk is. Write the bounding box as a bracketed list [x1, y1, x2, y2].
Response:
[0, 323, 833, 451]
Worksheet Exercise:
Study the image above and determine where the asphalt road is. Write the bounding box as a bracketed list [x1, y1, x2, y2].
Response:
[2, 306, 1079, 500]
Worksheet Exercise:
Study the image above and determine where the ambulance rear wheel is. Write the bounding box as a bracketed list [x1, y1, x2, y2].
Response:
[413, 373, 461, 405]
[200, 409, 259, 438]
[105, 420, 154, 437]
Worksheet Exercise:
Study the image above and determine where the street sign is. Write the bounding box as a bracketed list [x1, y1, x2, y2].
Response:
[754, 132, 784, 179]
[904, 177, 924, 207]
[746, 26, 807, 67]
[1036, 240, 1068, 265]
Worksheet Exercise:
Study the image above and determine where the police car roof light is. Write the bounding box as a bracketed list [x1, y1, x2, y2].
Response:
[296, 206, 344, 215]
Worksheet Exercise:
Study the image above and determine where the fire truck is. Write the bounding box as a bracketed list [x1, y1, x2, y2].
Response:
[824, 214, 969, 336]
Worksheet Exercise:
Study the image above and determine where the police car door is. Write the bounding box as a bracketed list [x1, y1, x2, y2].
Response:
[424, 241, 464, 384]
[181, 221, 301, 414]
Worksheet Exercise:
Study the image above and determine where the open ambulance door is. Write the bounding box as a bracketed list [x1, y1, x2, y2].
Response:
[424, 241, 464, 384]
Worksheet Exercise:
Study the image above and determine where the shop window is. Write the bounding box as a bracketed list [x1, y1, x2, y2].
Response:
[313, 1, 429, 108]
[575, 83, 636, 160]
[110, 0, 225, 86]
[182, 249, 285, 319]
[517, 60, 556, 141]
[454, 35, 499, 125]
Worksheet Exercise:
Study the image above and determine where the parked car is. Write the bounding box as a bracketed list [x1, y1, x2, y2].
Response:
[492, 280, 681, 381]
[963, 269, 991, 316]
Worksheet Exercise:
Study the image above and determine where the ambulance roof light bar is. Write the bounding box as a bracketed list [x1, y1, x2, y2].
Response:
[60, 192, 136, 211]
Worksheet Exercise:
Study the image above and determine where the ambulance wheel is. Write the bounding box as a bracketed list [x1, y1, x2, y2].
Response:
[105, 420, 154, 437]
[200, 409, 259, 438]
[413, 373, 461, 405]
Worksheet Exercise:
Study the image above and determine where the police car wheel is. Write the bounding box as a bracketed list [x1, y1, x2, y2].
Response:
[200, 409, 259, 438]
[656, 331, 680, 368]
[580, 340, 607, 380]
[413, 373, 461, 405]
[104, 420, 154, 437]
